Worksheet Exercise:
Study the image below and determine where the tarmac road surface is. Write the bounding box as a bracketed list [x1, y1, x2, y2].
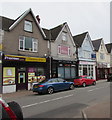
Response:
[3, 79, 110, 119]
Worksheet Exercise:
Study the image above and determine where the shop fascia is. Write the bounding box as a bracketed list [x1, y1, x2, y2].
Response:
[79, 61, 96, 65]
[97, 62, 110, 68]
[4, 55, 46, 62]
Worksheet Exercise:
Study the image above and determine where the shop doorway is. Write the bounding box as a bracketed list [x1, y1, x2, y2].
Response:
[17, 68, 27, 91]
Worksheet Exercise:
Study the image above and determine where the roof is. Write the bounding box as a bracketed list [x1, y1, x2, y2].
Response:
[92, 39, 102, 51]
[1, 8, 46, 38]
[105, 43, 112, 53]
[0, 16, 15, 31]
[42, 28, 50, 40]
[73, 32, 88, 47]
[43, 22, 66, 41]
[50, 23, 65, 40]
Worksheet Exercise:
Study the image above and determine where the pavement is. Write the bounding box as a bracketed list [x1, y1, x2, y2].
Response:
[2, 79, 111, 119]
[82, 98, 111, 119]
[82, 79, 111, 120]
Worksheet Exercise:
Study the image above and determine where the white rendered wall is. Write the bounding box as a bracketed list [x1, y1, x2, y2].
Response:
[3, 85, 16, 93]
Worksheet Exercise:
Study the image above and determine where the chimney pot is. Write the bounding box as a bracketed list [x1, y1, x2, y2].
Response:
[36, 15, 40, 24]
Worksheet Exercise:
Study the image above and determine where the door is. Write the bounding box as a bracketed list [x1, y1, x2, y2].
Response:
[87, 76, 92, 85]
[17, 68, 27, 90]
[58, 78, 69, 90]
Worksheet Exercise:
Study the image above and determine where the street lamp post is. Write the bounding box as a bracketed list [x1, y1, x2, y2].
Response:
[49, 30, 52, 79]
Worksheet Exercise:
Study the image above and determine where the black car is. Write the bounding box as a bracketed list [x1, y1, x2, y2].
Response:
[107, 73, 112, 82]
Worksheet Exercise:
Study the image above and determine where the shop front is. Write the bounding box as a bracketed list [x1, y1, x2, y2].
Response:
[96, 62, 110, 80]
[78, 61, 96, 80]
[2, 55, 47, 93]
[52, 60, 77, 81]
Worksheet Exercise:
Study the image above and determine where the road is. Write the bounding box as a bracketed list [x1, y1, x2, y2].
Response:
[4, 80, 110, 118]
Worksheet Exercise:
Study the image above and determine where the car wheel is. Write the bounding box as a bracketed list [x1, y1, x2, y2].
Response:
[93, 81, 96, 85]
[8, 101, 23, 120]
[69, 84, 75, 90]
[82, 82, 86, 87]
[47, 87, 54, 94]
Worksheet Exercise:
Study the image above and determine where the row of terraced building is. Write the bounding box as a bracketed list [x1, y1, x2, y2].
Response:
[0, 8, 112, 93]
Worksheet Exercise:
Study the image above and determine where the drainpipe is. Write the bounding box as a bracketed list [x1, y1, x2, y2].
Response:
[49, 30, 52, 78]
[76, 45, 79, 76]
[0, 52, 3, 94]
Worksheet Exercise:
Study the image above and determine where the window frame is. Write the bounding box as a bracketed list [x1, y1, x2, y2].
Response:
[100, 53, 105, 60]
[24, 20, 33, 32]
[62, 32, 67, 41]
[19, 36, 38, 52]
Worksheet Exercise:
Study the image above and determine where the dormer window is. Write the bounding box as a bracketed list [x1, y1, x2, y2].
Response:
[62, 32, 67, 41]
[100, 53, 105, 60]
[24, 20, 32, 32]
[101, 44, 103, 50]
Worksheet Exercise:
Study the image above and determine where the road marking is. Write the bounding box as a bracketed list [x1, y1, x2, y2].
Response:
[88, 87, 106, 92]
[22, 94, 73, 109]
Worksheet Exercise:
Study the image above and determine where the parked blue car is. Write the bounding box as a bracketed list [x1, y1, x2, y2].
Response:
[33, 78, 75, 94]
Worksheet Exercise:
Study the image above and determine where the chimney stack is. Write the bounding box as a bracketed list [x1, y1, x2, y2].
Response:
[36, 15, 40, 24]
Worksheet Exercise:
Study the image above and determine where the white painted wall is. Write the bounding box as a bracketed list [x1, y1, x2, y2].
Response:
[78, 33, 95, 62]
[51, 24, 76, 61]
[3, 85, 16, 93]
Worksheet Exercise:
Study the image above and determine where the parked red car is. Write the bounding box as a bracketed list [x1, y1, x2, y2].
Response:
[0, 97, 23, 120]
[74, 75, 96, 87]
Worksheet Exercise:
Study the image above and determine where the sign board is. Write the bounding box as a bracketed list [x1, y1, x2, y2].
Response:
[4, 55, 46, 62]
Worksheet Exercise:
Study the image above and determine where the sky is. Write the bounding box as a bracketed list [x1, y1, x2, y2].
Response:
[0, 0, 111, 44]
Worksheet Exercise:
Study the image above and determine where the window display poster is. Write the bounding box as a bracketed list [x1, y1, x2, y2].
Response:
[28, 72, 35, 82]
[3, 67, 15, 85]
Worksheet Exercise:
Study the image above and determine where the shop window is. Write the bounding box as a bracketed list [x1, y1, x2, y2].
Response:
[38, 67, 44, 76]
[58, 67, 64, 78]
[88, 65, 89, 75]
[79, 65, 83, 76]
[91, 65, 93, 77]
[28, 67, 45, 83]
[71, 67, 76, 78]
[65, 67, 70, 79]
[3, 67, 15, 85]
[83, 65, 87, 75]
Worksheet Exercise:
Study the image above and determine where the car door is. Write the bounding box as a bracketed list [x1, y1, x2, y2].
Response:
[87, 76, 92, 85]
[89, 76, 94, 85]
[49, 78, 60, 91]
[84, 76, 89, 85]
[58, 78, 69, 90]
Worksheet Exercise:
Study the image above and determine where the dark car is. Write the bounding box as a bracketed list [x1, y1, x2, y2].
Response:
[107, 73, 112, 82]
[33, 78, 75, 94]
[1, 98, 23, 120]
[74, 75, 96, 87]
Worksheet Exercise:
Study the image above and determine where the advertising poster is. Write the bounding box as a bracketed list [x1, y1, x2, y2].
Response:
[3, 67, 15, 85]
[28, 72, 35, 82]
